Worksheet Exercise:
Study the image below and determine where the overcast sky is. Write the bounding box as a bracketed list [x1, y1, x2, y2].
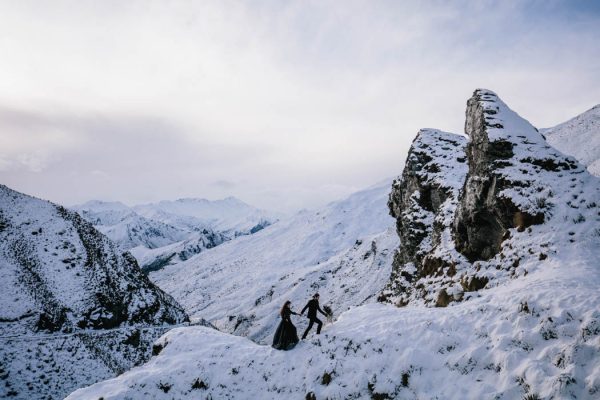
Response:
[1, 1, 599, 213]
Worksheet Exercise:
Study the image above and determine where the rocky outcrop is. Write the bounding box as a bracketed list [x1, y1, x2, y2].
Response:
[453, 90, 559, 261]
[388, 129, 466, 267]
[383, 89, 597, 307]
[383, 129, 468, 304]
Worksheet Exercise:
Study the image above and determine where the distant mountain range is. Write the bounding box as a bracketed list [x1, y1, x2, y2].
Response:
[72, 197, 280, 272]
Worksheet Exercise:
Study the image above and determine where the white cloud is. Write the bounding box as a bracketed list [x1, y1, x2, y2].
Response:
[0, 1, 598, 211]
[17, 151, 51, 173]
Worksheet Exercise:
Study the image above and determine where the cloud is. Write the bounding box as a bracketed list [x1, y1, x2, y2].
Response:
[0, 1, 598, 211]
[90, 170, 109, 179]
[212, 180, 236, 190]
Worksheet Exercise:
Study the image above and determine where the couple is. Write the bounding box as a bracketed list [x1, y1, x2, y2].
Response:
[272, 293, 329, 350]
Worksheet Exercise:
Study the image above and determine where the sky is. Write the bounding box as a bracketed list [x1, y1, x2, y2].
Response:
[0, 0, 599, 213]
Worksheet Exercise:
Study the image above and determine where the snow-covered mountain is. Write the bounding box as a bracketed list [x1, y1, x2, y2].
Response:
[68, 90, 600, 400]
[542, 104, 600, 176]
[134, 196, 279, 237]
[72, 197, 280, 272]
[129, 231, 227, 273]
[0, 185, 188, 400]
[73, 201, 190, 250]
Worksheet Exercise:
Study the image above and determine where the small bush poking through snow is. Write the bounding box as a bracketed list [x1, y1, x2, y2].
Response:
[572, 214, 585, 223]
[401, 372, 410, 388]
[157, 382, 172, 393]
[321, 371, 333, 386]
[191, 378, 208, 390]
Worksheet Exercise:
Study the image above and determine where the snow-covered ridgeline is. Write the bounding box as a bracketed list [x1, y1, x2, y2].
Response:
[134, 197, 279, 236]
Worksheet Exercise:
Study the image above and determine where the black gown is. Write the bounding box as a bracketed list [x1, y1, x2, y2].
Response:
[272, 308, 299, 350]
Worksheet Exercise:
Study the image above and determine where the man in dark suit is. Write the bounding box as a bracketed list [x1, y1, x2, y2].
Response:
[301, 293, 328, 339]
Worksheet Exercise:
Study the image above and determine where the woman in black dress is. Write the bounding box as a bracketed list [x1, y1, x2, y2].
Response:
[272, 300, 299, 350]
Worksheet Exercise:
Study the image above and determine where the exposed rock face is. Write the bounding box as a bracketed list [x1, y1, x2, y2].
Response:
[454, 90, 575, 261]
[383, 89, 597, 307]
[388, 130, 464, 267]
[385, 129, 468, 303]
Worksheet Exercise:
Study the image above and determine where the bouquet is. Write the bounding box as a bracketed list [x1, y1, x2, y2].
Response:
[323, 305, 333, 324]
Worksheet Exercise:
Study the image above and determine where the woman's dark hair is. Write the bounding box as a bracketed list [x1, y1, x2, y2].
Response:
[280, 300, 292, 317]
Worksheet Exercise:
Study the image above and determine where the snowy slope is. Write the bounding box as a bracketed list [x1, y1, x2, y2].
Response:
[150, 180, 397, 343]
[68, 90, 600, 399]
[542, 104, 600, 176]
[0, 185, 188, 399]
[67, 251, 600, 400]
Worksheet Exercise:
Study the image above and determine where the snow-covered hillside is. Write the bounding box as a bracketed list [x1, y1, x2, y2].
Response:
[68, 90, 600, 399]
[150, 181, 397, 344]
[542, 104, 600, 176]
[0, 185, 188, 400]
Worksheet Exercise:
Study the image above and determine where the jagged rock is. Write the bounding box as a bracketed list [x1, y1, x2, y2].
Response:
[454, 90, 538, 260]
[383, 129, 468, 305]
[388, 129, 467, 269]
[453, 89, 575, 261]
[383, 89, 596, 307]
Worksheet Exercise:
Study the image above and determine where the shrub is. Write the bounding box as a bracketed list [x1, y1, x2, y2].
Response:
[321, 371, 332, 385]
